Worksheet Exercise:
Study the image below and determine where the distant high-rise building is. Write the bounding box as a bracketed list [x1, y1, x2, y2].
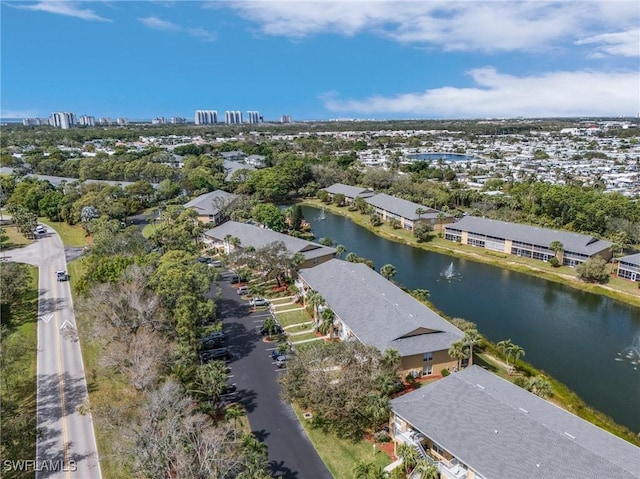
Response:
[22, 118, 44, 126]
[171, 117, 187, 124]
[79, 115, 95, 127]
[98, 117, 112, 126]
[280, 115, 292, 124]
[246, 111, 260, 124]
[117, 118, 128, 125]
[152, 117, 166, 125]
[225, 110, 242, 124]
[49, 112, 76, 129]
[195, 110, 218, 125]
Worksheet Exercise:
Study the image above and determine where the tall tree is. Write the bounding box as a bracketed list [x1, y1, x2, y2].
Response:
[380, 264, 397, 281]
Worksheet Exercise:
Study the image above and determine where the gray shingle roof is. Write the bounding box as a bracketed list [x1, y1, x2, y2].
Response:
[183, 190, 238, 217]
[299, 259, 463, 356]
[365, 193, 437, 221]
[618, 253, 640, 267]
[447, 216, 612, 256]
[323, 183, 374, 199]
[204, 221, 335, 260]
[392, 365, 640, 479]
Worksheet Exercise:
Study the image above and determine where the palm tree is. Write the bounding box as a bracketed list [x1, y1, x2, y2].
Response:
[509, 344, 525, 367]
[437, 211, 446, 234]
[353, 461, 390, 479]
[411, 289, 430, 302]
[382, 348, 401, 371]
[463, 329, 481, 366]
[415, 207, 426, 220]
[414, 460, 439, 479]
[317, 308, 335, 336]
[380, 263, 397, 281]
[262, 317, 280, 339]
[305, 290, 324, 322]
[346, 252, 358, 263]
[497, 338, 515, 368]
[335, 244, 346, 258]
[365, 392, 390, 432]
[549, 240, 564, 260]
[448, 339, 469, 371]
[225, 404, 245, 440]
[397, 442, 420, 476]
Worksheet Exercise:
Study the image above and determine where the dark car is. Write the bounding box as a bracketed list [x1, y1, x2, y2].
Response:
[260, 323, 283, 336]
[200, 347, 231, 362]
[221, 383, 237, 395]
[230, 275, 240, 284]
[196, 256, 213, 265]
[201, 334, 226, 350]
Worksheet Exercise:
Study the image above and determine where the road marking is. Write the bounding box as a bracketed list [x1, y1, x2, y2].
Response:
[53, 303, 72, 479]
[60, 319, 74, 331]
[40, 314, 54, 323]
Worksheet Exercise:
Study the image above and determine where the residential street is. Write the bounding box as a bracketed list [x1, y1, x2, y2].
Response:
[214, 271, 333, 479]
[6, 229, 101, 479]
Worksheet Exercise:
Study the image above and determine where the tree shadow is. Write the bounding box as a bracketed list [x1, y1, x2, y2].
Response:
[268, 460, 301, 479]
[251, 428, 270, 442]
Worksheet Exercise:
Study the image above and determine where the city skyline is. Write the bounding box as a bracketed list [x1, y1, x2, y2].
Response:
[1, 1, 639, 120]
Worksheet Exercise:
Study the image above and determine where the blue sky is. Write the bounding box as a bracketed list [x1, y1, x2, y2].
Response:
[2, 1, 639, 120]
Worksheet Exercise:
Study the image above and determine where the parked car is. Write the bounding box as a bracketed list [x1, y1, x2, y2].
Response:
[250, 297, 269, 307]
[56, 270, 68, 282]
[196, 256, 213, 265]
[230, 275, 240, 284]
[260, 323, 283, 336]
[35, 225, 47, 234]
[200, 347, 231, 362]
[201, 332, 226, 349]
[237, 286, 249, 295]
[275, 356, 287, 368]
[209, 260, 223, 268]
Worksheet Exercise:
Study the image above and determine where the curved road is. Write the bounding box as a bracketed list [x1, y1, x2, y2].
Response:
[6, 228, 101, 479]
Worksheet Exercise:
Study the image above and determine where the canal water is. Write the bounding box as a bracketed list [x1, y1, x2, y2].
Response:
[302, 205, 640, 433]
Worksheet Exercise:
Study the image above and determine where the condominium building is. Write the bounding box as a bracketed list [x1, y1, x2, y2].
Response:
[152, 117, 166, 125]
[49, 112, 76, 129]
[225, 110, 242, 124]
[170, 117, 187, 124]
[194, 110, 218, 125]
[280, 115, 292, 123]
[444, 216, 613, 266]
[246, 111, 260, 124]
[22, 118, 44, 126]
[78, 115, 95, 127]
[116, 118, 128, 125]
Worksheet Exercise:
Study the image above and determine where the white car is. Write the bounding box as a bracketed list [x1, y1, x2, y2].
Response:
[250, 297, 269, 307]
[35, 225, 47, 234]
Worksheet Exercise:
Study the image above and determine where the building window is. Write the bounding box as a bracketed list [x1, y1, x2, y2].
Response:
[423, 364, 433, 376]
[423, 352, 433, 362]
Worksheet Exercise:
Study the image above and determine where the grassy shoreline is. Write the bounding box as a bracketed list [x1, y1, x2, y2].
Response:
[302, 199, 640, 446]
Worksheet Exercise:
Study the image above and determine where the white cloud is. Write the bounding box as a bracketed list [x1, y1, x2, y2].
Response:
[221, 0, 639, 54]
[18, 1, 111, 22]
[575, 29, 640, 57]
[139, 16, 181, 31]
[323, 68, 640, 118]
[139, 15, 216, 41]
[1, 109, 41, 118]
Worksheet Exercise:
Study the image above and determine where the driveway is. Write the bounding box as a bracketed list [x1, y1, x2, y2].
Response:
[5, 227, 101, 478]
[214, 271, 332, 479]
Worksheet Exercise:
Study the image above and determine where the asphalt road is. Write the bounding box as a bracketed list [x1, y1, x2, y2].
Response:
[6, 228, 101, 479]
[215, 271, 333, 479]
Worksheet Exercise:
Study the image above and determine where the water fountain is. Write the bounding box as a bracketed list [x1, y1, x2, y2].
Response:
[439, 262, 462, 282]
[318, 208, 326, 220]
[615, 334, 640, 370]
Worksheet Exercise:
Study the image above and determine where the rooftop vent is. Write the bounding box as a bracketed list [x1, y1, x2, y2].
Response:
[518, 407, 529, 414]
[477, 384, 485, 390]
[564, 432, 575, 439]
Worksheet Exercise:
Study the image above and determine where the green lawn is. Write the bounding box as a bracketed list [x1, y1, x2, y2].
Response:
[0, 265, 39, 479]
[275, 308, 312, 327]
[141, 223, 155, 239]
[290, 331, 323, 343]
[38, 218, 88, 247]
[292, 404, 391, 479]
[1, 225, 33, 250]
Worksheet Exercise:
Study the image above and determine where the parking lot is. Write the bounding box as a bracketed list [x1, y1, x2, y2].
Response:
[212, 271, 332, 479]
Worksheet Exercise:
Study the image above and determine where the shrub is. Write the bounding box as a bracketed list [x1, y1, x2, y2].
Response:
[374, 430, 391, 443]
[441, 368, 450, 377]
[549, 257, 560, 267]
